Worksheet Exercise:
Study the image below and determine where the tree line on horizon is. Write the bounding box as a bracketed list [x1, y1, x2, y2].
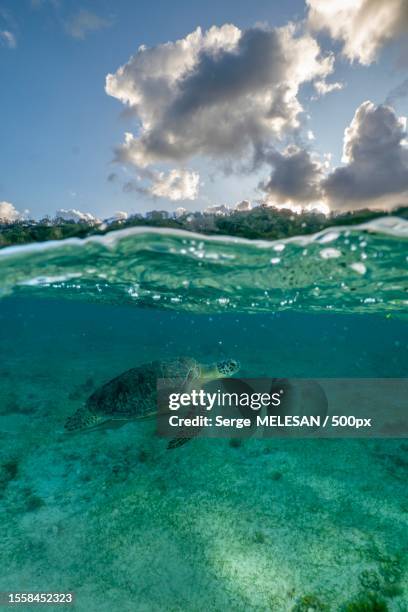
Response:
[0, 205, 407, 249]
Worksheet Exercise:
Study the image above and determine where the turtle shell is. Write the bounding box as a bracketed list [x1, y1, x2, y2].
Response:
[86, 357, 199, 419]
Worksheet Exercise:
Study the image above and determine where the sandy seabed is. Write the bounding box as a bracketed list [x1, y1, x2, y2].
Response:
[0, 299, 407, 611]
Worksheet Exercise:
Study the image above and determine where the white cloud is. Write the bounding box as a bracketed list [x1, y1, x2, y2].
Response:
[307, 0, 408, 65]
[149, 169, 199, 201]
[313, 80, 343, 96]
[174, 207, 187, 218]
[260, 101, 408, 211]
[112, 211, 128, 221]
[323, 101, 408, 208]
[106, 23, 335, 169]
[235, 199, 252, 211]
[55, 208, 100, 223]
[65, 9, 112, 40]
[0, 30, 16, 48]
[104, 210, 129, 224]
[204, 204, 230, 216]
[0, 201, 22, 222]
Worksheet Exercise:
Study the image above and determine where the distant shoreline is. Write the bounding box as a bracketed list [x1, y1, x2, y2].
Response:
[1, 205, 407, 249]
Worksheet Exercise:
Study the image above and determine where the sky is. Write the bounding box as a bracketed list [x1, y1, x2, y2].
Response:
[0, 0, 407, 221]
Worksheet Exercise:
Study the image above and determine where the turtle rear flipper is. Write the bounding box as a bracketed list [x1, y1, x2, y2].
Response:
[64, 406, 103, 432]
[167, 437, 192, 450]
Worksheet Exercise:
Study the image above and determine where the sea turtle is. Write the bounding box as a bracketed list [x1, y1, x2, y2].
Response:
[64, 357, 240, 443]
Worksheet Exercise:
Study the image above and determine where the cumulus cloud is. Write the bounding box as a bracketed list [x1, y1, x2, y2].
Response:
[111, 210, 128, 221]
[259, 101, 408, 211]
[307, 0, 408, 65]
[55, 208, 100, 223]
[323, 101, 408, 208]
[106, 23, 335, 168]
[0, 30, 16, 48]
[123, 168, 200, 201]
[0, 201, 22, 222]
[260, 146, 324, 204]
[149, 169, 199, 201]
[65, 9, 112, 39]
[235, 199, 252, 211]
[104, 210, 128, 224]
[204, 204, 230, 216]
[174, 207, 187, 218]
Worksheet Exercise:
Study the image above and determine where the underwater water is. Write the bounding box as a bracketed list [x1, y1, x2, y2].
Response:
[0, 220, 407, 611]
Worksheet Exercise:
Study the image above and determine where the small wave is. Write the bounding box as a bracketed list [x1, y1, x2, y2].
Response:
[0, 216, 407, 316]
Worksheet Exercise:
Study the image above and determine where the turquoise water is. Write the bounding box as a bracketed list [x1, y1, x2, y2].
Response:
[0, 220, 407, 610]
[0, 216, 407, 317]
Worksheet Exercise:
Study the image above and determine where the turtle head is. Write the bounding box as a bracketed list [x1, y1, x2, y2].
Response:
[216, 358, 240, 377]
[199, 358, 240, 380]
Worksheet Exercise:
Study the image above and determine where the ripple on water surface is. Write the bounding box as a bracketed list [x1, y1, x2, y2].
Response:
[0, 216, 407, 316]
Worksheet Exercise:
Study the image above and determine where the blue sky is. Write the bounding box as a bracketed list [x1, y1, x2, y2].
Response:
[1, 0, 407, 219]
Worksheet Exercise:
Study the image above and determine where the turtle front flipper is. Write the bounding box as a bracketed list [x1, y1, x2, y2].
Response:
[166, 402, 206, 450]
[64, 406, 104, 432]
